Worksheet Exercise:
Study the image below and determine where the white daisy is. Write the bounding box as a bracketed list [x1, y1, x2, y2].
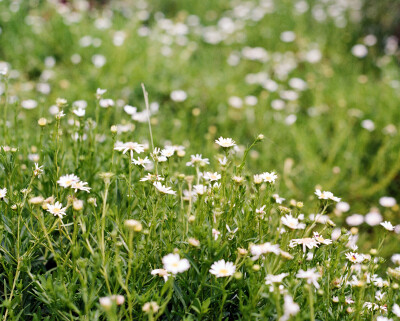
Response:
[209, 260, 236, 278]
[0, 187, 7, 199]
[203, 172, 221, 182]
[162, 253, 190, 274]
[315, 189, 341, 202]
[281, 214, 306, 230]
[380, 221, 395, 231]
[132, 156, 152, 168]
[289, 238, 319, 252]
[261, 171, 278, 183]
[345, 252, 365, 264]
[296, 268, 321, 288]
[215, 137, 236, 148]
[153, 182, 176, 195]
[57, 174, 80, 188]
[46, 201, 67, 218]
[71, 181, 91, 193]
[151, 268, 170, 282]
[265, 273, 288, 285]
[114, 142, 145, 159]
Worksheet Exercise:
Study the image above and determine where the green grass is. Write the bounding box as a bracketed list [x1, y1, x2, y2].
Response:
[0, 0, 400, 320]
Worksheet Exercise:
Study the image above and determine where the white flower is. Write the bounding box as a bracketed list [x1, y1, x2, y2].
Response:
[57, 174, 80, 188]
[186, 154, 209, 167]
[170, 90, 187, 102]
[345, 252, 365, 264]
[71, 181, 91, 193]
[346, 214, 364, 226]
[392, 303, 400, 317]
[193, 184, 207, 195]
[273, 194, 285, 204]
[296, 268, 321, 288]
[203, 172, 221, 182]
[0, 187, 7, 199]
[33, 163, 44, 177]
[336, 201, 350, 212]
[161, 147, 175, 158]
[261, 171, 278, 183]
[379, 196, 396, 207]
[280, 295, 300, 321]
[265, 273, 288, 285]
[212, 228, 220, 240]
[281, 214, 305, 230]
[215, 137, 236, 148]
[153, 182, 176, 195]
[289, 238, 320, 252]
[140, 173, 164, 182]
[162, 253, 190, 274]
[114, 142, 145, 159]
[151, 268, 170, 282]
[46, 201, 67, 218]
[256, 205, 266, 215]
[21, 99, 38, 110]
[209, 260, 236, 277]
[351, 44, 368, 58]
[250, 242, 280, 260]
[96, 88, 107, 98]
[73, 107, 86, 117]
[312, 232, 332, 245]
[218, 156, 228, 166]
[315, 189, 341, 202]
[365, 211, 382, 226]
[380, 221, 395, 231]
[391, 254, 400, 265]
[132, 156, 151, 168]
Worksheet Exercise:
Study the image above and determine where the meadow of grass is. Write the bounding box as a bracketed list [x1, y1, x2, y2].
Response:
[1, 0, 400, 320]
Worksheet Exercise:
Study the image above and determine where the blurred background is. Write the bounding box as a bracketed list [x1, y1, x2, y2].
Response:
[1, 0, 400, 250]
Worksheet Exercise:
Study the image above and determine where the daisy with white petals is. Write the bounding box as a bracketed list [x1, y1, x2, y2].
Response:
[215, 137, 236, 148]
[315, 189, 341, 202]
[380, 221, 395, 231]
[46, 201, 67, 219]
[162, 253, 190, 274]
[153, 182, 176, 195]
[296, 268, 321, 288]
[0, 187, 7, 199]
[209, 260, 236, 277]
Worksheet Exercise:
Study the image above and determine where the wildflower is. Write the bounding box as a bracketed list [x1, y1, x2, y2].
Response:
[313, 232, 332, 245]
[296, 268, 321, 288]
[33, 163, 44, 177]
[273, 194, 285, 204]
[215, 137, 236, 148]
[392, 303, 400, 317]
[203, 172, 221, 182]
[212, 228, 220, 240]
[315, 189, 341, 202]
[256, 205, 266, 216]
[218, 156, 228, 166]
[153, 182, 176, 195]
[170, 90, 187, 102]
[132, 156, 151, 168]
[261, 171, 278, 183]
[29, 196, 44, 205]
[0, 187, 7, 199]
[365, 210, 383, 226]
[265, 273, 288, 285]
[151, 268, 170, 282]
[99, 297, 112, 310]
[253, 174, 263, 184]
[96, 88, 107, 99]
[124, 219, 143, 232]
[72, 199, 83, 211]
[161, 147, 175, 158]
[381, 221, 395, 231]
[345, 252, 365, 264]
[289, 238, 319, 252]
[281, 214, 305, 230]
[280, 295, 300, 321]
[38, 118, 47, 127]
[142, 301, 159, 314]
[186, 154, 209, 167]
[250, 242, 280, 260]
[46, 201, 67, 218]
[232, 176, 244, 184]
[57, 174, 80, 188]
[140, 173, 164, 182]
[379, 197, 396, 208]
[188, 238, 200, 247]
[114, 142, 145, 159]
[71, 181, 91, 193]
[162, 253, 190, 274]
[193, 184, 207, 195]
[73, 107, 85, 117]
[209, 260, 236, 277]
[346, 214, 364, 226]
